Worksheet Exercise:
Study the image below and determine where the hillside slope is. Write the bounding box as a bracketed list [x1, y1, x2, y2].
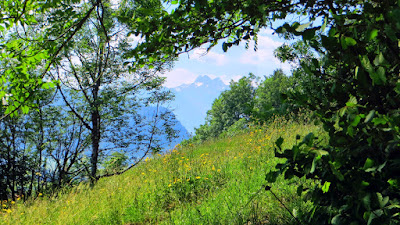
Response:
[1, 118, 324, 225]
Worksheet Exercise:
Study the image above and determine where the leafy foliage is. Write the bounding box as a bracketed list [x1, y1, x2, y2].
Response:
[194, 75, 255, 140]
[253, 69, 295, 121]
[193, 70, 298, 142]
[133, 0, 400, 224]
[0, 0, 181, 198]
[268, 2, 400, 224]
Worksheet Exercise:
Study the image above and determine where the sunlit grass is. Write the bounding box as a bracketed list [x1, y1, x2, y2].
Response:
[1, 117, 325, 224]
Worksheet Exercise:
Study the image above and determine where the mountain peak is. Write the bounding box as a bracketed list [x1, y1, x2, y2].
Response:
[196, 75, 226, 83]
[194, 75, 213, 83]
[170, 75, 229, 133]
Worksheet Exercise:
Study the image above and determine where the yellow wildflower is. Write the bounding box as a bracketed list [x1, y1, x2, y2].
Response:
[195, 176, 201, 179]
[38, 193, 43, 197]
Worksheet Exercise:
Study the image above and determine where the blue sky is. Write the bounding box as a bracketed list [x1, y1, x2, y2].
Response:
[162, 28, 292, 88]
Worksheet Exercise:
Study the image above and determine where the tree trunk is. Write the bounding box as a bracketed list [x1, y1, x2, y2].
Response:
[90, 78, 101, 183]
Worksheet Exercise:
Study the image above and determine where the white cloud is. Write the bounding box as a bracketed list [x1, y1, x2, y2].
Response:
[238, 32, 292, 74]
[259, 28, 275, 36]
[239, 35, 283, 65]
[163, 28, 293, 88]
[190, 48, 228, 66]
[162, 68, 198, 88]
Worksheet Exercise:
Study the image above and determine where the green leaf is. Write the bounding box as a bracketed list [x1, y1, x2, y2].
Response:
[330, 162, 344, 181]
[363, 158, 374, 170]
[303, 132, 315, 146]
[339, 107, 347, 117]
[347, 126, 354, 137]
[376, 192, 389, 208]
[377, 162, 386, 172]
[322, 181, 331, 193]
[21, 105, 29, 114]
[372, 117, 387, 125]
[350, 115, 361, 127]
[344, 37, 357, 47]
[364, 110, 375, 123]
[310, 157, 317, 173]
[368, 209, 383, 225]
[331, 214, 342, 225]
[363, 194, 372, 210]
[42, 83, 50, 89]
[361, 181, 370, 187]
[311, 149, 329, 156]
[295, 22, 311, 32]
[374, 53, 386, 66]
[346, 96, 357, 107]
[321, 17, 327, 32]
[360, 55, 381, 85]
[376, 67, 387, 84]
[222, 42, 228, 52]
[367, 29, 378, 41]
[148, 56, 155, 63]
[355, 66, 359, 78]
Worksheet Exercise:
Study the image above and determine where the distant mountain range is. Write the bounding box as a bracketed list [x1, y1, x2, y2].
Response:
[137, 106, 190, 151]
[170, 75, 229, 134]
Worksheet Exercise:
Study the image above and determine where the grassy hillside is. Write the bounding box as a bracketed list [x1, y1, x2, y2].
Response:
[1, 118, 324, 225]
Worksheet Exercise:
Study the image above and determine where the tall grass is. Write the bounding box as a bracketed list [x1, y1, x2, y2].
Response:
[1, 117, 325, 224]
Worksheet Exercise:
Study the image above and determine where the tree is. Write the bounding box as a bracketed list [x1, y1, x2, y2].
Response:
[50, 0, 174, 183]
[0, 0, 169, 119]
[1, 0, 179, 188]
[195, 75, 255, 140]
[44, 103, 90, 189]
[0, 0, 106, 118]
[0, 97, 42, 200]
[253, 69, 294, 121]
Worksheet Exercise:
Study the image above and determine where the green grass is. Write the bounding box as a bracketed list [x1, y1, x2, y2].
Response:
[1, 117, 324, 224]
